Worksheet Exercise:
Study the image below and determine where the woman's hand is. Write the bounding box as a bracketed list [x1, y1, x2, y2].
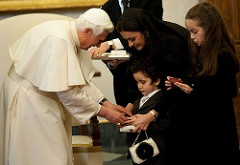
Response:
[107, 60, 126, 69]
[125, 112, 155, 132]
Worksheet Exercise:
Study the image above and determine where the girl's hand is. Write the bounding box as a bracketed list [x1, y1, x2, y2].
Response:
[174, 82, 193, 95]
[165, 76, 175, 90]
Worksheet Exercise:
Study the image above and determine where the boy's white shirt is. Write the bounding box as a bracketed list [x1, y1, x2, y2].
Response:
[139, 89, 161, 108]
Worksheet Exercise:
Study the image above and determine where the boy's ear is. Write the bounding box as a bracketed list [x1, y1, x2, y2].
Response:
[154, 78, 160, 86]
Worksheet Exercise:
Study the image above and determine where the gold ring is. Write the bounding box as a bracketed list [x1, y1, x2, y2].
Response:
[116, 123, 121, 126]
[96, 53, 99, 56]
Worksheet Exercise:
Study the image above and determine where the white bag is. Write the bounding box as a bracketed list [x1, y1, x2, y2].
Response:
[129, 131, 160, 164]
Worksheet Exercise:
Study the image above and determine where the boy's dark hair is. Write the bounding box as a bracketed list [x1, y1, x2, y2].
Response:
[130, 60, 160, 84]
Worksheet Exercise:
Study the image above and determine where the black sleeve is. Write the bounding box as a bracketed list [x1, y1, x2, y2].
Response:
[190, 52, 238, 99]
[137, 0, 163, 20]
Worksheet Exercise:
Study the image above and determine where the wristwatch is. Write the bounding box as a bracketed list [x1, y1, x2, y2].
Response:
[107, 40, 113, 50]
[99, 98, 108, 105]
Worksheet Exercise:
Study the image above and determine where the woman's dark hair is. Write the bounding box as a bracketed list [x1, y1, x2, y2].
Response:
[116, 8, 159, 45]
[185, 2, 239, 77]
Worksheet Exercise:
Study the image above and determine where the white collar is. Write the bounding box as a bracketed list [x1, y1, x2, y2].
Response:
[70, 21, 80, 49]
[139, 89, 161, 108]
[144, 89, 161, 99]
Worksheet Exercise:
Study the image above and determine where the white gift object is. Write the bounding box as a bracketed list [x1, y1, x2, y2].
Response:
[120, 125, 136, 132]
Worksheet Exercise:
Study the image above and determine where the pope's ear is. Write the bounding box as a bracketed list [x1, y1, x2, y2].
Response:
[83, 28, 93, 36]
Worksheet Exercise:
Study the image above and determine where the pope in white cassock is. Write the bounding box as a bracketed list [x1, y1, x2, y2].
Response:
[0, 8, 132, 165]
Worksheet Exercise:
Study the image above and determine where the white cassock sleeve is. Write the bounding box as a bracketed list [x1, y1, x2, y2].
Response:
[57, 85, 102, 125]
[81, 81, 105, 102]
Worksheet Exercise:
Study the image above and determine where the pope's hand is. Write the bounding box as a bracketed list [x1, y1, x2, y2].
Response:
[103, 100, 133, 117]
[89, 42, 109, 57]
[97, 106, 128, 125]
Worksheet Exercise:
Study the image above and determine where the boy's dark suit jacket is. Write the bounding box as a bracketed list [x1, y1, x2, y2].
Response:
[101, 0, 163, 107]
[127, 90, 172, 165]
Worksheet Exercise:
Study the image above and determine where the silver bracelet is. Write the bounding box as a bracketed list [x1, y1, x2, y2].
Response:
[150, 111, 157, 122]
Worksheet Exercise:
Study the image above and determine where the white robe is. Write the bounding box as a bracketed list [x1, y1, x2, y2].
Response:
[0, 20, 104, 165]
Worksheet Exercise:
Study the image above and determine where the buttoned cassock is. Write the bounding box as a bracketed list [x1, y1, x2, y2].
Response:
[0, 20, 104, 165]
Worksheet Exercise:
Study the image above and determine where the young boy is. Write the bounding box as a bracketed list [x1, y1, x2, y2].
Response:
[125, 60, 172, 165]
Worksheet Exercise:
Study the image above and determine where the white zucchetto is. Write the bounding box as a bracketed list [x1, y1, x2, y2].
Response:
[83, 8, 112, 27]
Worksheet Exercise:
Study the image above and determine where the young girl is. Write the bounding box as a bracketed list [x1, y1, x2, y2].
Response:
[166, 2, 240, 164]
